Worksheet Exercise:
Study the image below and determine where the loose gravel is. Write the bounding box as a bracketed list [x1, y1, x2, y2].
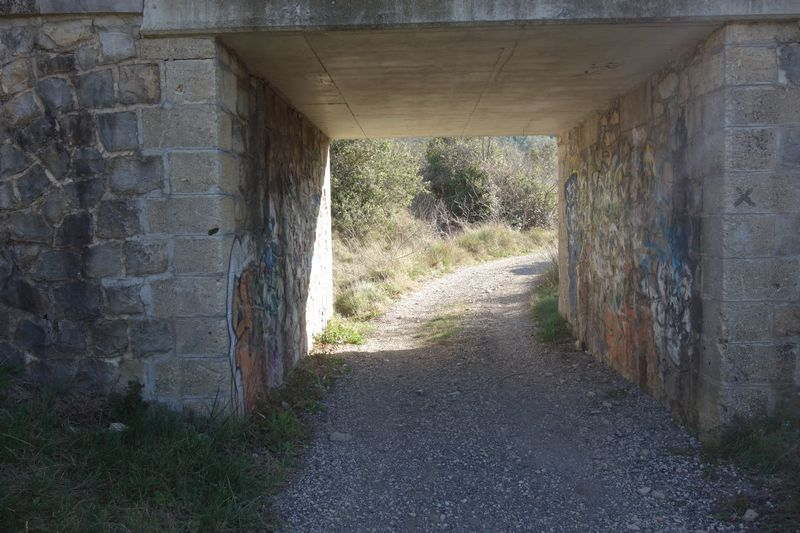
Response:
[274, 254, 755, 532]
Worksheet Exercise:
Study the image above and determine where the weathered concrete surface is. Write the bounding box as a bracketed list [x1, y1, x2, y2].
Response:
[219, 24, 719, 138]
[559, 22, 800, 434]
[0, 0, 142, 15]
[142, 0, 800, 33]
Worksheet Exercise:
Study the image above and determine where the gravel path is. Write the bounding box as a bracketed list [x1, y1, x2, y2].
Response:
[274, 254, 753, 532]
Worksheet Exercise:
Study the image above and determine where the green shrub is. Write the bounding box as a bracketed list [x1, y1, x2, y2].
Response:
[530, 260, 572, 343]
[331, 139, 424, 236]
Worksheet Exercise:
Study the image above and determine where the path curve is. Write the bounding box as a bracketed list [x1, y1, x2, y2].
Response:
[275, 254, 750, 532]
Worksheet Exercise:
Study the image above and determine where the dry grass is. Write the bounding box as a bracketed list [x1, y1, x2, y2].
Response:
[334, 212, 553, 323]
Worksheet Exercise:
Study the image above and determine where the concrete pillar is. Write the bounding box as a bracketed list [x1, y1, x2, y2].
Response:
[698, 22, 800, 430]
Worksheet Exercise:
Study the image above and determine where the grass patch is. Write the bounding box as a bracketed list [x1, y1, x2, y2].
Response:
[315, 316, 372, 345]
[0, 354, 345, 531]
[703, 413, 800, 529]
[530, 254, 572, 343]
[416, 307, 466, 344]
[334, 213, 553, 323]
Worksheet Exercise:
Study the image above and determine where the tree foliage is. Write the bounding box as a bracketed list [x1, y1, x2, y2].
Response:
[330, 139, 423, 236]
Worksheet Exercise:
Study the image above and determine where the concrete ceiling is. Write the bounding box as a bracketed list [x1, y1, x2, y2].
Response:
[221, 23, 718, 139]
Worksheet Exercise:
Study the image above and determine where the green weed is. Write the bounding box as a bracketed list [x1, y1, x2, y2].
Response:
[315, 316, 372, 345]
[0, 353, 346, 531]
[703, 413, 800, 529]
[416, 308, 466, 344]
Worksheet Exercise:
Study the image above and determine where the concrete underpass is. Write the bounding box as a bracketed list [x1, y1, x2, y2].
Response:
[0, 0, 798, 437]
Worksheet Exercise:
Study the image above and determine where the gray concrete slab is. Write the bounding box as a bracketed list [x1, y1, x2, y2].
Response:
[142, 0, 800, 33]
[221, 23, 719, 138]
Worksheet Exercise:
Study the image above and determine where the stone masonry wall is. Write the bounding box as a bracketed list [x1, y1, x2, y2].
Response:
[0, 14, 333, 413]
[558, 22, 800, 433]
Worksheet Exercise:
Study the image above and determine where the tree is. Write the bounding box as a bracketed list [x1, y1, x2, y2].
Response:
[330, 139, 423, 236]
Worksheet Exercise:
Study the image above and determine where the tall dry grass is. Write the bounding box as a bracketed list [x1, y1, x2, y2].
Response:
[332, 211, 554, 322]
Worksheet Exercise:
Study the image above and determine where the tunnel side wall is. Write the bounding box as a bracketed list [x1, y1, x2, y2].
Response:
[0, 14, 333, 412]
[559, 22, 800, 432]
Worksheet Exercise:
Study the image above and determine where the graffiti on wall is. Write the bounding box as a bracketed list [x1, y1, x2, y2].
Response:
[561, 100, 702, 421]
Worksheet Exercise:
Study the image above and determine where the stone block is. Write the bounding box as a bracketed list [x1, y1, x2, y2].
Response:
[99, 31, 136, 62]
[52, 319, 87, 357]
[53, 281, 101, 318]
[174, 236, 232, 274]
[774, 213, 800, 255]
[16, 166, 50, 205]
[96, 200, 141, 239]
[37, 77, 75, 112]
[147, 195, 235, 235]
[181, 357, 230, 397]
[105, 284, 144, 315]
[75, 70, 115, 109]
[109, 155, 163, 194]
[2, 91, 41, 126]
[125, 240, 169, 276]
[721, 214, 774, 257]
[153, 357, 181, 397]
[38, 19, 93, 49]
[118, 63, 160, 105]
[726, 23, 800, 45]
[5, 212, 51, 243]
[151, 275, 226, 317]
[219, 67, 238, 113]
[15, 319, 48, 357]
[75, 177, 106, 208]
[130, 319, 174, 357]
[721, 301, 775, 341]
[727, 128, 777, 171]
[0, 143, 29, 178]
[141, 104, 222, 149]
[774, 304, 800, 338]
[726, 86, 800, 125]
[780, 126, 800, 169]
[85, 241, 124, 278]
[98, 111, 138, 152]
[138, 37, 216, 60]
[175, 317, 228, 355]
[1, 58, 31, 94]
[39, 144, 71, 182]
[56, 211, 93, 247]
[168, 151, 239, 194]
[165, 59, 216, 103]
[722, 170, 800, 215]
[91, 319, 129, 356]
[0, 182, 16, 210]
[722, 257, 800, 301]
[714, 341, 797, 385]
[32, 250, 80, 281]
[62, 113, 97, 148]
[36, 53, 76, 76]
[779, 43, 800, 85]
[726, 46, 778, 84]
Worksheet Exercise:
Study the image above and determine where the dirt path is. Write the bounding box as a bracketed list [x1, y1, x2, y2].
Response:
[274, 254, 751, 532]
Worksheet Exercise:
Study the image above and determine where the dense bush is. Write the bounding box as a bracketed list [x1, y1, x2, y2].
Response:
[422, 137, 499, 223]
[421, 136, 557, 228]
[330, 139, 423, 236]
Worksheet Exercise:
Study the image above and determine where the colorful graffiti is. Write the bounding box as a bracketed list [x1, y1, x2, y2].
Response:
[561, 96, 702, 422]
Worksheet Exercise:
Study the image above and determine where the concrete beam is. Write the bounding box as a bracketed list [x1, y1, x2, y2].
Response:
[142, 0, 800, 34]
[1, 0, 143, 16]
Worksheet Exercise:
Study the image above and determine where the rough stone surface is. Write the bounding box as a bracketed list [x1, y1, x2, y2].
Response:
[559, 23, 800, 432]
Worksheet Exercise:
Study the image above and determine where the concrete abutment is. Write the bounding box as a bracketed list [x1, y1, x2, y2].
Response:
[0, 1, 797, 435]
